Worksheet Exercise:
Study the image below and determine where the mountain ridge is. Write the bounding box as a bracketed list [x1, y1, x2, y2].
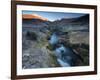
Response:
[22, 14, 48, 21]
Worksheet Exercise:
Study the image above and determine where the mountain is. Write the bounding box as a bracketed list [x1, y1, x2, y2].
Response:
[22, 14, 89, 33]
[72, 14, 89, 23]
[22, 14, 48, 21]
[47, 14, 89, 31]
[53, 14, 89, 25]
[22, 14, 50, 28]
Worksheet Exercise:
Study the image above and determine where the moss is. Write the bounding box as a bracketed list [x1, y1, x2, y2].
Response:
[46, 44, 56, 51]
[67, 43, 89, 66]
[49, 52, 61, 67]
[80, 48, 89, 65]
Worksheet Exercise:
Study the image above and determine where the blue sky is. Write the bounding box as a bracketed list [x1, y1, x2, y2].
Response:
[22, 10, 87, 21]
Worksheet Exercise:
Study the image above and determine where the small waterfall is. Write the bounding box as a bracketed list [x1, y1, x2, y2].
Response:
[49, 33, 59, 45]
[57, 58, 71, 67]
[55, 44, 66, 54]
[55, 44, 72, 67]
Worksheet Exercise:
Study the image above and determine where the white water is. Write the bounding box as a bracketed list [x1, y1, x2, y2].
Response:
[57, 58, 71, 67]
[55, 44, 67, 54]
[49, 33, 59, 45]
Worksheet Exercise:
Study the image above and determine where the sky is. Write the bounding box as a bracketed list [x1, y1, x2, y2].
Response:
[22, 10, 87, 21]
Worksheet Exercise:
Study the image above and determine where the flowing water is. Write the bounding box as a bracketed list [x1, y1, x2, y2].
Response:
[49, 32, 79, 67]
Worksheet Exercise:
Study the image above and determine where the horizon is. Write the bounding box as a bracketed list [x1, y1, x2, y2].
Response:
[22, 10, 87, 21]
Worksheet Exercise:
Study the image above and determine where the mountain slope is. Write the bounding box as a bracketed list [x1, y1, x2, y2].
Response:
[22, 14, 48, 21]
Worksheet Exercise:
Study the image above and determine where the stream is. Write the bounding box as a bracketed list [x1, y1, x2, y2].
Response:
[49, 32, 81, 67]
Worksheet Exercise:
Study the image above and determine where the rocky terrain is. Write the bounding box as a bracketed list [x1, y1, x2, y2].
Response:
[22, 14, 89, 69]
